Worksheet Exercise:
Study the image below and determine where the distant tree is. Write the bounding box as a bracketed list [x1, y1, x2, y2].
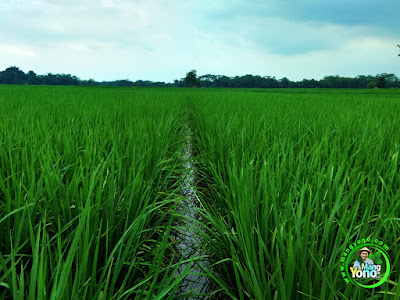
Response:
[376, 76, 386, 88]
[232, 75, 253, 88]
[1, 65, 398, 89]
[298, 78, 319, 88]
[26, 70, 40, 84]
[279, 77, 290, 88]
[398, 44, 400, 56]
[42, 73, 57, 85]
[215, 75, 231, 87]
[113, 80, 134, 87]
[199, 74, 218, 87]
[85, 79, 97, 86]
[173, 79, 185, 87]
[383, 73, 400, 88]
[0, 66, 27, 84]
[40, 73, 80, 85]
[263, 76, 279, 88]
[184, 70, 200, 87]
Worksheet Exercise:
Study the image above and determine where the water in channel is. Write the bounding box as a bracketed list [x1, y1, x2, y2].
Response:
[175, 127, 210, 299]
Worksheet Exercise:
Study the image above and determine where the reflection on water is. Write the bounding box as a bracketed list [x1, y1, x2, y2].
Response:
[175, 127, 211, 299]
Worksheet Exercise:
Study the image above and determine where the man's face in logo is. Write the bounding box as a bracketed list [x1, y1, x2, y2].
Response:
[360, 251, 369, 261]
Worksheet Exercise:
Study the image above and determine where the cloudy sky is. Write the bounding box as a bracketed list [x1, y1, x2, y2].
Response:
[1, 0, 399, 82]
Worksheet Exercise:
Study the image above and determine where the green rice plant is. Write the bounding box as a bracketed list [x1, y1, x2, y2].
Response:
[189, 89, 400, 299]
[2, 86, 400, 299]
[0, 86, 196, 299]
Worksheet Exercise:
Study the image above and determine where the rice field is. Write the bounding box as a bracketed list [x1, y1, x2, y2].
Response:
[1, 86, 400, 299]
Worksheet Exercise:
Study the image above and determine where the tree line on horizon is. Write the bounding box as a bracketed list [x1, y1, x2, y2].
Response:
[0, 66, 399, 89]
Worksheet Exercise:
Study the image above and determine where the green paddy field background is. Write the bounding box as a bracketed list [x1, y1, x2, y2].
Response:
[1, 86, 400, 299]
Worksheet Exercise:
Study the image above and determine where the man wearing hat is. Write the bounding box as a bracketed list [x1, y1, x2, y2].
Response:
[353, 247, 374, 269]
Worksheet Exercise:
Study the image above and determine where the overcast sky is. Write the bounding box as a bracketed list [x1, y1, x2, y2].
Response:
[1, 0, 399, 82]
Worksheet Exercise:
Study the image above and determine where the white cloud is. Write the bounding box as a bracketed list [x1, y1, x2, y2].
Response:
[0, 0, 399, 81]
[0, 44, 36, 57]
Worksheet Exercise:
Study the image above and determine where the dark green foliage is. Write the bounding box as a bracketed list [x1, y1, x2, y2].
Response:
[0, 66, 28, 84]
[376, 76, 386, 88]
[184, 70, 200, 87]
[1, 66, 399, 88]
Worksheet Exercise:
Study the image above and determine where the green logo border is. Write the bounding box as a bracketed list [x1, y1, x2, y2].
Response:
[344, 243, 391, 288]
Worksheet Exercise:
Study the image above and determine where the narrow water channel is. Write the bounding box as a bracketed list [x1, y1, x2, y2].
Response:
[175, 125, 210, 299]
